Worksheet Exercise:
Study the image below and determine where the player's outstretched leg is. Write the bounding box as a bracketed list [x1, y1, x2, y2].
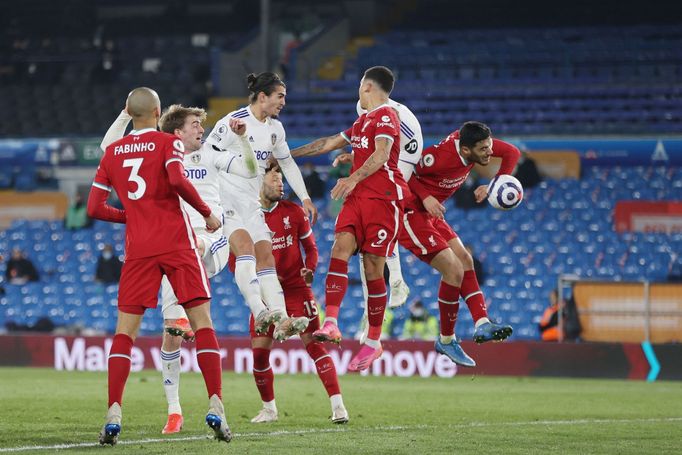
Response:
[99, 403, 122, 446]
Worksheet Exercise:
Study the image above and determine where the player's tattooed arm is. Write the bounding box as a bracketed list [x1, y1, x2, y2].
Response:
[330, 137, 391, 200]
[349, 137, 391, 183]
[291, 134, 347, 157]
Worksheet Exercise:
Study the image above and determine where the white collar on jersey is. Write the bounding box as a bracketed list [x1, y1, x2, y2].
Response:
[130, 128, 156, 135]
[366, 102, 391, 114]
[247, 105, 270, 125]
[454, 139, 468, 166]
[261, 201, 279, 213]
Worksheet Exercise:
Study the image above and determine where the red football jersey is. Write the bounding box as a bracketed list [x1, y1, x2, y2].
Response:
[262, 200, 318, 290]
[341, 104, 408, 200]
[407, 130, 521, 210]
[93, 128, 206, 260]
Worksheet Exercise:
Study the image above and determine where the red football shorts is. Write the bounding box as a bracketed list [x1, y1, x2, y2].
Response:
[399, 209, 457, 263]
[118, 248, 211, 315]
[249, 286, 321, 338]
[335, 195, 403, 257]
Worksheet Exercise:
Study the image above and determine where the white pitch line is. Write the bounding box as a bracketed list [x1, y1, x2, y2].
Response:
[1, 418, 681, 453]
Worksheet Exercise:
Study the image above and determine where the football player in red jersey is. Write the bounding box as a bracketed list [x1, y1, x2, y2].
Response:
[291, 66, 408, 371]
[237, 161, 348, 424]
[87, 87, 231, 445]
[398, 121, 521, 367]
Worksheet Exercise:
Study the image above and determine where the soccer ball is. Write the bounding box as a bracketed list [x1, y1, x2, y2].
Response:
[487, 174, 523, 210]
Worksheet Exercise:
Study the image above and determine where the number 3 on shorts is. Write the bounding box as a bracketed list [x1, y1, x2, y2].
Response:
[370, 229, 388, 248]
[123, 158, 146, 200]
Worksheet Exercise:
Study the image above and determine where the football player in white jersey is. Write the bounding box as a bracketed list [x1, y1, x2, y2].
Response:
[100, 104, 258, 434]
[207, 72, 315, 341]
[337, 99, 424, 340]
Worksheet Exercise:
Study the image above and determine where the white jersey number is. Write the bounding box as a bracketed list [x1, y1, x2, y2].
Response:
[123, 158, 147, 200]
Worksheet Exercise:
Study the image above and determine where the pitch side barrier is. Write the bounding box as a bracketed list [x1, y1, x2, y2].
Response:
[1, 335, 680, 381]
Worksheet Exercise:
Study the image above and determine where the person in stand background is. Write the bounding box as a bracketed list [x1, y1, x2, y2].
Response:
[400, 300, 439, 341]
[65, 193, 92, 230]
[514, 151, 543, 189]
[95, 244, 122, 284]
[302, 162, 326, 200]
[5, 247, 39, 284]
[539, 288, 582, 342]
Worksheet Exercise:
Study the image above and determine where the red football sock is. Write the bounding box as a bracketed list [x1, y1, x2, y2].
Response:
[366, 278, 387, 341]
[438, 281, 461, 337]
[461, 270, 488, 323]
[324, 258, 348, 321]
[108, 333, 134, 407]
[252, 347, 274, 402]
[195, 328, 222, 399]
[306, 341, 341, 396]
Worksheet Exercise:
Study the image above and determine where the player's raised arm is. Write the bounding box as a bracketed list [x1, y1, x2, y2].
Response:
[214, 118, 258, 178]
[100, 110, 132, 151]
[330, 136, 391, 200]
[290, 133, 347, 158]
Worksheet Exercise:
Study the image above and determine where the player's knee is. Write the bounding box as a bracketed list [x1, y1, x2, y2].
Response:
[161, 330, 182, 351]
[230, 230, 255, 256]
[362, 254, 385, 280]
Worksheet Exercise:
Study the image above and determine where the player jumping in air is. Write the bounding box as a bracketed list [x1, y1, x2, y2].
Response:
[396, 121, 519, 366]
[290, 66, 407, 371]
[88, 88, 231, 444]
[207, 72, 315, 341]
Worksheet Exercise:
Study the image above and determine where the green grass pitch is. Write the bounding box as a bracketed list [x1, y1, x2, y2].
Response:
[0, 367, 680, 454]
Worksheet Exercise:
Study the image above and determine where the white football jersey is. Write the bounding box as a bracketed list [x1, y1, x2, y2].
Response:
[207, 105, 291, 208]
[182, 142, 241, 226]
[356, 98, 423, 176]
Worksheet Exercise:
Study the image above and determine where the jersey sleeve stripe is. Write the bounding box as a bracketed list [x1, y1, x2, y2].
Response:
[92, 182, 112, 192]
[300, 229, 313, 239]
[165, 157, 184, 167]
[375, 134, 395, 143]
[400, 123, 414, 139]
[401, 121, 415, 136]
[340, 131, 351, 143]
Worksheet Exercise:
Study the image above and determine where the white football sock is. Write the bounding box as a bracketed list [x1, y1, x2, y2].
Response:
[235, 255, 267, 317]
[263, 399, 277, 412]
[257, 268, 286, 313]
[161, 349, 182, 415]
[359, 253, 369, 314]
[386, 246, 404, 285]
[330, 394, 344, 410]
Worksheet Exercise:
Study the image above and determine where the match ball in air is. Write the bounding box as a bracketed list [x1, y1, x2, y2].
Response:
[487, 174, 523, 210]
